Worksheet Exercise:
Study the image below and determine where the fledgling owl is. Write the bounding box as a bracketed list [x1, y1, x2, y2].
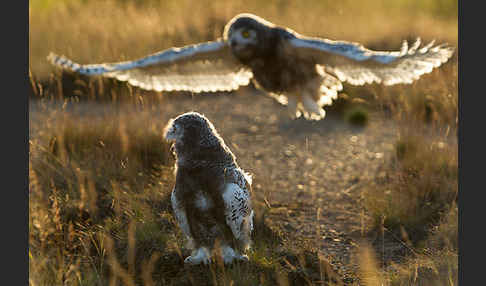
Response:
[48, 13, 454, 120]
[164, 112, 253, 265]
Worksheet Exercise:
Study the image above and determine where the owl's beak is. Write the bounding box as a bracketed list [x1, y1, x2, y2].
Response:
[163, 119, 176, 141]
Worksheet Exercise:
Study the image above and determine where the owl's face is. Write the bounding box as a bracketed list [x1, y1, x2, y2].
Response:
[164, 118, 183, 142]
[164, 112, 215, 145]
[224, 14, 273, 61]
[227, 27, 258, 58]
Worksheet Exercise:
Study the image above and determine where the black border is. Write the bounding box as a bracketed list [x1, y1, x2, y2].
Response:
[5, 0, 29, 284]
[458, 1, 474, 285]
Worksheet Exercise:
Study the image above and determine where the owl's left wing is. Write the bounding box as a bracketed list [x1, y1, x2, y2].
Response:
[287, 36, 454, 86]
[48, 40, 253, 93]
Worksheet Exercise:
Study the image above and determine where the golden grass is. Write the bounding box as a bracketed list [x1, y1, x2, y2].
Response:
[29, 102, 350, 285]
[363, 123, 457, 231]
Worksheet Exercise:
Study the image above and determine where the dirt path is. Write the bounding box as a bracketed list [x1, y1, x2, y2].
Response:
[30, 87, 404, 282]
[156, 89, 401, 280]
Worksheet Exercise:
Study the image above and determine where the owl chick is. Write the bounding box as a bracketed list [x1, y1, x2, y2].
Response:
[49, 13, 454, 120]
[164, 112, 253, 265]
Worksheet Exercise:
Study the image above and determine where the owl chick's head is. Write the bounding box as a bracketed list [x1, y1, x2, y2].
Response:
[223, 13, 275, 61]
[164, 112, 221, 148]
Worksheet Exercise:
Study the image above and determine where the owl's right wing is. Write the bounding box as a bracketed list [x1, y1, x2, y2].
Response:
[222, 169, 253, 246]
[287, 36, 454, 86]
[48, 40, 253, 93]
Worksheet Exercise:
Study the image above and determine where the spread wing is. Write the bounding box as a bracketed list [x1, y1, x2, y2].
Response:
[222, 169, 253, 246]
[48, 40, 253, 93]
[288, 36, 454, 86]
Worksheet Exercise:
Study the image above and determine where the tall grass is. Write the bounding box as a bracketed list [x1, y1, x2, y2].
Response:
[29, 102, 353, 285]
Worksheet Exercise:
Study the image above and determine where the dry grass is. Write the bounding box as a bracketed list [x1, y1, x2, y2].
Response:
[386, 204, 458, 286]
[29, 0, 458, 285]
[29, 102, 350, 285]
[364, 134, 457, 242]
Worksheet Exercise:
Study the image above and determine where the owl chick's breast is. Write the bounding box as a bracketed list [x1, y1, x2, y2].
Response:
[194, 190, 214, 212]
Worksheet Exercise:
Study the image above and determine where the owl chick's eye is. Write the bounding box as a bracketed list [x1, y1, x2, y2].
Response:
[241, 30, 250, 38]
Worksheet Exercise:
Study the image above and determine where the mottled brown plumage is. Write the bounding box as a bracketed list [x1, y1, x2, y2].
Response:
[164, 112, 253, 265]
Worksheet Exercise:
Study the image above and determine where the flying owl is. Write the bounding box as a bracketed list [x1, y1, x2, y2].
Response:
[164, 112, 253, 265]
[48, 13, 454, 120]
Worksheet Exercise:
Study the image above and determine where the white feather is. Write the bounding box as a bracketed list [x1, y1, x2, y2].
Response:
[47, 41, 253, 93]
[290, 36, 401, 64]
[222, 182, 253, 241]
[290, 36, 454, 86]
[194, 191, 212, 211]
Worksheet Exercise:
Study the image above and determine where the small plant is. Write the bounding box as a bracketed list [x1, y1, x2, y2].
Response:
[345, 106, 369, 127]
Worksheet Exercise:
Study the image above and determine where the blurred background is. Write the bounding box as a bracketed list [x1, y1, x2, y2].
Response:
[29, 0, 457, 78]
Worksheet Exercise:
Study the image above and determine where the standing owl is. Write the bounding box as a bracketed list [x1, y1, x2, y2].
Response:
[164, 112, 253, 265]
[49, 13, 454, 120]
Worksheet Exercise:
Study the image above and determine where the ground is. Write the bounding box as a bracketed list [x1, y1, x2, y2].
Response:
[29, 83, 437, 283]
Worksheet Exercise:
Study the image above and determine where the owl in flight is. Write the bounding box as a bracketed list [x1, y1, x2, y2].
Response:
[48, 13, 454, 120]
[165, 112, 253, 265]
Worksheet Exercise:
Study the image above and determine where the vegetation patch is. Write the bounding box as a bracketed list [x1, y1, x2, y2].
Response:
[345, 106, 369, 127]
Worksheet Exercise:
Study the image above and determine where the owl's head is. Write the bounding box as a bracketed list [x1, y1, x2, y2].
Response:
[164, 112, 221, 148]
[223, 13, 275, 60]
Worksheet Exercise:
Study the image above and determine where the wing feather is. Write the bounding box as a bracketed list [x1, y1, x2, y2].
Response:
[222, 169, 253, 244]
[48, 40, 253, 93]
[288, 36, 454, 86]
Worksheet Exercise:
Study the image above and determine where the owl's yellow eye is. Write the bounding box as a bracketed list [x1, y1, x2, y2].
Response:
[241, 30, 250, 38]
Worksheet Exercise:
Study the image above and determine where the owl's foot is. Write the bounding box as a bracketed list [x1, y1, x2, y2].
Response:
[184, 247, 211, 265]
[221, 245, 249, 264]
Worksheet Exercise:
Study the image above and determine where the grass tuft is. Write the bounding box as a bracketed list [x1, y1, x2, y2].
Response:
[345, 106, 369, 127]
[364, 134, 457, 243]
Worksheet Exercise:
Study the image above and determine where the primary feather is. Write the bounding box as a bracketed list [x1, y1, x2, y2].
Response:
[48, 41, 252, 93]
[289, 37, 454, 86]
